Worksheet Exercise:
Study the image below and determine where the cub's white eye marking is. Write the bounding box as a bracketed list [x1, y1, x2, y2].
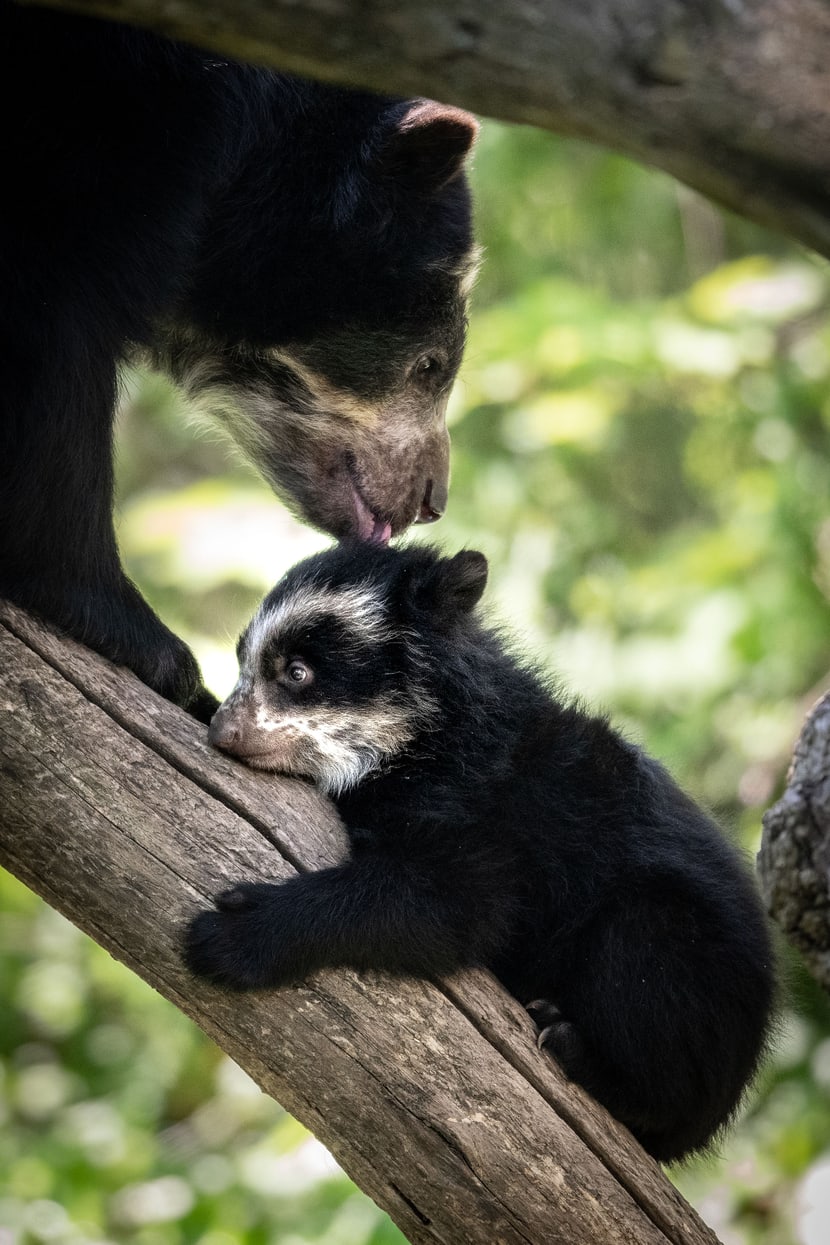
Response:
[286, 659, 311, 684]
[245, 583, 390, 668]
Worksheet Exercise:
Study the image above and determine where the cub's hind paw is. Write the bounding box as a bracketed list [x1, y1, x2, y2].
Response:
[526, 998, 587, 1079]
[526, 997, 562, 1044]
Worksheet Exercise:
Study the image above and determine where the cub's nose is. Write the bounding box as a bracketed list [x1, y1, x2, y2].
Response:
[208, 706, 243, 754]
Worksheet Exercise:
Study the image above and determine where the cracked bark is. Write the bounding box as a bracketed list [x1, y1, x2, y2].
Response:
[758, 693, 830, 996]
[0, 599, 723, 1244]
[24, 0, 830, 258]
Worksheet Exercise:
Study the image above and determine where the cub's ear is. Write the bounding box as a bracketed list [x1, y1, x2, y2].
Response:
[380, 101, 479, 194]
[407, 550, 488, 623]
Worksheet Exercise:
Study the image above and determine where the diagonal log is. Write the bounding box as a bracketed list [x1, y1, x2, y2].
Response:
[0, 599, 721, 1245]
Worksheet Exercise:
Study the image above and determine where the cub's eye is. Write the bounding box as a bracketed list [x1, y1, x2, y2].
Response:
[285, 659, 312, 685]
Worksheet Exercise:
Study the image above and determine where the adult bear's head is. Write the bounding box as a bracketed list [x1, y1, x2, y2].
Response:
[159, 86, 479, 543]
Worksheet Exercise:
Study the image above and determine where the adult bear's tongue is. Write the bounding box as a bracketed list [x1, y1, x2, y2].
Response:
[351, 484, 392, 545]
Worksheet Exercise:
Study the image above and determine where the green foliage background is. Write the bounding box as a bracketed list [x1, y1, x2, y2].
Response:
[3, 122, 830, 1245]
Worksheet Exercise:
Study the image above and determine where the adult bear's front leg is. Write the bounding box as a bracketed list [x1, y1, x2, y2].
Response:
[94, 574, 219, 721]
[0, 348, 216, 720]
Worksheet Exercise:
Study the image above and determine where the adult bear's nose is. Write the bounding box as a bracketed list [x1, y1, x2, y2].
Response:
[416, 478, 446, 524]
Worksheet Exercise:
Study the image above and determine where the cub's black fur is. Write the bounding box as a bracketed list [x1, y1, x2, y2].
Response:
[0, 5, 477, 718]
[185, 543, 775, 1162]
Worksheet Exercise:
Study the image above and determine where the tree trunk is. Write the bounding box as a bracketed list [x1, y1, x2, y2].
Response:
[25, 0, 830, 260]
[0, 599, 722, 1245]
[758, 693, 830, 995]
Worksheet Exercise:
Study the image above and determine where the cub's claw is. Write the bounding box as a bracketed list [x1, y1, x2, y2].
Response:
[526, 997, 562, 1048]
[526, 998, 587, 1078]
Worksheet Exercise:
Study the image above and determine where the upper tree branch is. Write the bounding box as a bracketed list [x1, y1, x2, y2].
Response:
[23, 0, 830, 258]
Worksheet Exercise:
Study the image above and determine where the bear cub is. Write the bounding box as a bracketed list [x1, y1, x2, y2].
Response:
[185, 542, 776, 1163]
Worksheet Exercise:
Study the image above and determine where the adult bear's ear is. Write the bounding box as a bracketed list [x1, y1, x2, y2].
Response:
[406, 550, 488, 624]
[380, 101, 479, 194]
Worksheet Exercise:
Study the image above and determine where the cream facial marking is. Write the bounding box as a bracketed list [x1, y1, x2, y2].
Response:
[458, 244, 484, 299]
[188, 384, 279, 468]
[427, 242, 483, 300]
[242, 696, 422, 795]
[243, 582, 391, 669]
[268, 350, 380, 427]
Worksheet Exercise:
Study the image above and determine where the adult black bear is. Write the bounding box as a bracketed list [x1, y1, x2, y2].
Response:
[0, 5, 478, 718]
[186, 542, 776, 1163]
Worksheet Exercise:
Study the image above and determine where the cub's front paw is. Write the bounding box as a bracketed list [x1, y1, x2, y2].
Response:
[183, 883, 299, 991]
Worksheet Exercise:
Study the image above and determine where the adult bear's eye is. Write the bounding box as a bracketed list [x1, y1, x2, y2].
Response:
[412, 355, 442, 381]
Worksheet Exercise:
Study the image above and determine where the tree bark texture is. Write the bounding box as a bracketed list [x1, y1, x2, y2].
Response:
[26, 0, 830, 261]
[758, 693, 830, 996]
[0, 599, 723, 1245]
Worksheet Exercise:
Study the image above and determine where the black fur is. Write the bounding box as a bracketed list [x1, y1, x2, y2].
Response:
[185, 543, 776, 1162]
[0, 5, 476, 717]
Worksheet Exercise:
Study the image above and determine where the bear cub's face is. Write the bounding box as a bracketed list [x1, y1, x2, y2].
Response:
[209, 544, 488, 794]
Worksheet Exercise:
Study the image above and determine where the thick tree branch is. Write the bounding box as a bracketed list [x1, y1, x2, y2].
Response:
[758, 693, 830, 995]
[0, 599, 722, 1245]
[23, 0, 830, 259]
